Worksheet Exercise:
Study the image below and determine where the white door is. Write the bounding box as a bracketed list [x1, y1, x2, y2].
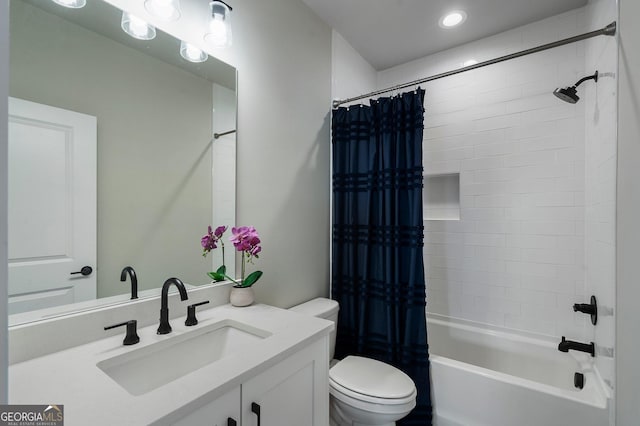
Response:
[8, 97, 97, 315]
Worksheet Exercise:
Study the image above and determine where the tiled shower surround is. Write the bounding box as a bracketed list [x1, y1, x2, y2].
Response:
[378, 7, 612, 342]
[584, 0, 617, 393]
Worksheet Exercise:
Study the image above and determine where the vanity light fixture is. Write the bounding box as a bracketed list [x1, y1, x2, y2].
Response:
[439, 10, 467, 28]
[121, 11, 157, 40]
[180, 41, 209, 63]
[144, 0, 182, 22]
[205, 1, 233, 48]
[50, 0, 86, 8]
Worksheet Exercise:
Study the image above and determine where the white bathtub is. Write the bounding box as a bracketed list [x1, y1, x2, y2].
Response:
[427, 315, 610, 426]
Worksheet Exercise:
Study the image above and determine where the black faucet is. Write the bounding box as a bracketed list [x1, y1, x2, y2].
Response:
[157, 278, 188, 335]
[558, 336, 595, 357]
[120, 266, 138, 300]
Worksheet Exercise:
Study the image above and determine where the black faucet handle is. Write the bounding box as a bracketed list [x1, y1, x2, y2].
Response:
[572, 295, 597, 325]
[104, 320, 140, 345]
[185, 301, 210, 326]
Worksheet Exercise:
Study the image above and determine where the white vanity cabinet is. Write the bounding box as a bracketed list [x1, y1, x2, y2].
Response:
[169, 337, 329, 426]
[241, 338, 329, 426]
[172, 386, 241, 426]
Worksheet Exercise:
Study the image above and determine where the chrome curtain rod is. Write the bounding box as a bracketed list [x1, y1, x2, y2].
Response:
[213, 129, 237, 139]
[332, 21, 617, 108]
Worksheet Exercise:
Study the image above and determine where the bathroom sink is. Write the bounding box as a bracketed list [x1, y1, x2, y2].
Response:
[96, 319, 271, 396]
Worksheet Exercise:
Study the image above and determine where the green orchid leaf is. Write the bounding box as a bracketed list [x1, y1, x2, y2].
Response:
[242, 270, 263, 287]
[216, 265, 226, 275]
[207, 271, 226, 282]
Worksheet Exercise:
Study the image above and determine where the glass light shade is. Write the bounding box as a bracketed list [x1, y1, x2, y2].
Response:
[51, 0, 86, 8]
[121, 12, 156, 41]
[180, 41, 208, 63]
[144, 0, 181, 22]
[204, 1, 232, 48]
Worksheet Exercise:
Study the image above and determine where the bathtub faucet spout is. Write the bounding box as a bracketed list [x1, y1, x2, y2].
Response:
[558, 336, 595, 357]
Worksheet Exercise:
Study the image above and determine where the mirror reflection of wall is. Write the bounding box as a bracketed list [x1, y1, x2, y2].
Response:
[8, 0, 237, 319]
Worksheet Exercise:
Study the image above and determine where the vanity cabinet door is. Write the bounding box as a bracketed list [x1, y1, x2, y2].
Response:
[171, 385, 241, 426]
[241, 337, 329, 426]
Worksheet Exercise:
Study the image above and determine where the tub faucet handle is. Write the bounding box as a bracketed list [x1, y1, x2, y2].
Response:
[572, 295, 597, 325]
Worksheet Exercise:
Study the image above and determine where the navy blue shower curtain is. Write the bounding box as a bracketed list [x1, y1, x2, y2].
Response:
[331, 89, 432, 425]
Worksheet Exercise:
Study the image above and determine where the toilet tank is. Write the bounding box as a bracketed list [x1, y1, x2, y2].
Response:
[289, 298, 339, 359]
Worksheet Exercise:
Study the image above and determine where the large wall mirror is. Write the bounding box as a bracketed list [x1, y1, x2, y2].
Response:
[8, 0, 237, 324]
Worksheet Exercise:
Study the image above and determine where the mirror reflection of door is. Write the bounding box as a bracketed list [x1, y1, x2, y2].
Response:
[8, 97, 97, 314]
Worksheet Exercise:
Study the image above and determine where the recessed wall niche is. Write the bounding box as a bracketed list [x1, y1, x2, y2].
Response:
[423, 173, 460, 221]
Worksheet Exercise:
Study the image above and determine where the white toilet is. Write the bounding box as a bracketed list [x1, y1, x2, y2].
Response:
[290, 298, 417, 426]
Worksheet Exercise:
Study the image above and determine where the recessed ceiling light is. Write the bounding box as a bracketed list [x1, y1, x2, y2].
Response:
[440, 10, 467, 28]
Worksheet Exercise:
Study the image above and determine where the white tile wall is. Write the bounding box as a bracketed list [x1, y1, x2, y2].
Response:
[584, 0, 618, 394]
[379, 9, 594, 338]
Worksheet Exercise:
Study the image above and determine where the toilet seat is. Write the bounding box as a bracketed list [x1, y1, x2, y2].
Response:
[329, 356, 417, 406]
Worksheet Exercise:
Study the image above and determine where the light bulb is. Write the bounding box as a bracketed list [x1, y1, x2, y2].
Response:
[204, 1, 232, 48]
[144, 0, 181, 22]
[180, 41, 208, 63]
[51, 0, 86, 8]
[208, 16, 228, 45]
[121, 12, 156, 40]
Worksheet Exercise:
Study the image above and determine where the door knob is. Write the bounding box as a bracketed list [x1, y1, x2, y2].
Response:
[70, 266, 93, 276]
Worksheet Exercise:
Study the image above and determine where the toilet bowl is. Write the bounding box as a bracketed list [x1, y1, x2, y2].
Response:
[290, 298, 417, 426]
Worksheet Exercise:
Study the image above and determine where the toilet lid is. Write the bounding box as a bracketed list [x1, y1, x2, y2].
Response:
[329, 356, 415, 399]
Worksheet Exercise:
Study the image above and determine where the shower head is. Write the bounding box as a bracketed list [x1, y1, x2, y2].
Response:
[553, 86, 579, 103]
[553, 71, 598, 104]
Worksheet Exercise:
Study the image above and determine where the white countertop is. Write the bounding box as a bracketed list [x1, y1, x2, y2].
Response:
[9, 303, 333, 426]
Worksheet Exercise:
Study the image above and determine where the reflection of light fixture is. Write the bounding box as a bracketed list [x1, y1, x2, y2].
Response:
[205, 1, 233, 48]
[180, 41, 208, 63]
[463, 59, 478, 67]
[144, 0, 181, 22]
[440, 10, 467, 28]
[121, 12, 156, 40]
[50, 0, 86, 8]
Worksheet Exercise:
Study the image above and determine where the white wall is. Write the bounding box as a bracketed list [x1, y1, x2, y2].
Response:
[0, 0, 8, 404]
[616, 0, 640, 423]
[331, 30, 377, 103]
[378, 10, 590, 339]
[229, 0, 332, 307]
[584, 0, 618, 395]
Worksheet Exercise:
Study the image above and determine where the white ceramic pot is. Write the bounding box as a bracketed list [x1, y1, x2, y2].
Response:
[230, 286, 254, 307]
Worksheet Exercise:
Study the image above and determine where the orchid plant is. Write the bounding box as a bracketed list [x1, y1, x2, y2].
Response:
[201, 225, 228, 282]
[201, 225, 263, 288]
